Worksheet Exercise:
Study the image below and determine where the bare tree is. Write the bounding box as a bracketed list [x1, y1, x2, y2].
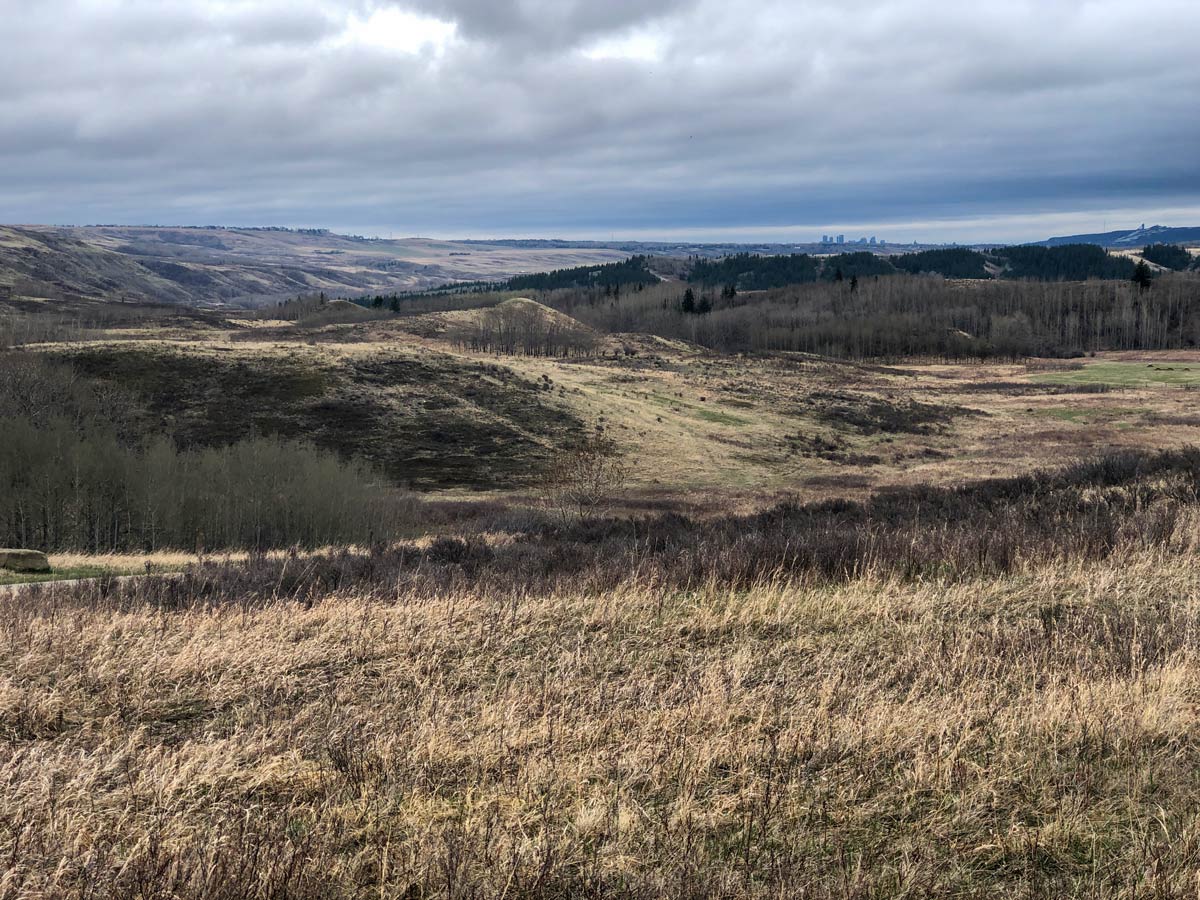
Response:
[542, 436, 631, 521]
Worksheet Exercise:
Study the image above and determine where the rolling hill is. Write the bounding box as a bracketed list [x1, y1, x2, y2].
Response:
[0, 225, 633, 309]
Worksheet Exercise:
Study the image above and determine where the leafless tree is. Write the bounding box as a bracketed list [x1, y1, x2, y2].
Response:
[542, 436, 631, 521]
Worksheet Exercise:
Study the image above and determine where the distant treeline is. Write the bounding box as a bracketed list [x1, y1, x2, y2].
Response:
[321, 244, 1200, 362]
[532, 272, 1200, 361]
[688, 244, 1167, 289]
[506, 255, 661, 291]
[1143, 243, 1196, 271]
[342, 243, 1198, 319]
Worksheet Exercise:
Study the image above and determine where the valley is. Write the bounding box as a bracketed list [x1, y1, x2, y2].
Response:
[5, 249, 1200, 898]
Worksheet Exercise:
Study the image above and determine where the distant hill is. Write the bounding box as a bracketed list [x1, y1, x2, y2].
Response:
[0, 226, 631, 308]
[1036, 225, 1200, 247]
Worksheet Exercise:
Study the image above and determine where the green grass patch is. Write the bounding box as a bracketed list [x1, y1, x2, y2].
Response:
[694, 407, 750, 426]
[644, 392, 750, 426]
[1033, 362, 1200, 387]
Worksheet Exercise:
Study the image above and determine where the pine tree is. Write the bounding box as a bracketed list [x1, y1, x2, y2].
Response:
[1133, 259, 1154, 292]
[681, 288, 696, 314]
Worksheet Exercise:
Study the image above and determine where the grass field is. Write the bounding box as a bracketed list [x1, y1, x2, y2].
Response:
[6, 499, 1200, 896]
[0, 553, 190, 586]
[0, 565, 135, 586]
[18, 311, 1200, 504]
[1031, 360, 1200, 387]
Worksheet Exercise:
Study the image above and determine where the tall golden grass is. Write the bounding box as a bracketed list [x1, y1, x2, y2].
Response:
[3, 557, 1200, 895]
[5, 451, 1200, 897]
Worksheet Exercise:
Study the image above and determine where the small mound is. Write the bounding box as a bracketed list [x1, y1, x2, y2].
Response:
[604, 332, 707, 357]
[494, 297, 596, 333]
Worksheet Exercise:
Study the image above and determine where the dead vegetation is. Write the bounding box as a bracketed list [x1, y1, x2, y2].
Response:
[5, 451, 1200, 897]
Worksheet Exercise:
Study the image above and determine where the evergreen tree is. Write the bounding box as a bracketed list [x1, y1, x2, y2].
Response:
[1142, 244, 1192, 271]
[1133, 259, 1154, 292]
[681, 288, 696, 314]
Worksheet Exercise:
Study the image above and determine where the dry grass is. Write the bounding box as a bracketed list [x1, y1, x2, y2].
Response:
[6, 480, 1200, 896]
[47, 550, 213, 571]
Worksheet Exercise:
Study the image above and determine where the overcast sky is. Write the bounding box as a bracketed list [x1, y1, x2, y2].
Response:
[3, 0, 1198, 242]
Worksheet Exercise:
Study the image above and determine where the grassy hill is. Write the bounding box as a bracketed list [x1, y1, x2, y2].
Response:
[44, 340, 586, 488]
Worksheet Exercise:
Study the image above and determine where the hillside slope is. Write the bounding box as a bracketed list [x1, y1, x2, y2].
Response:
[0, 226, 633, 309]
[1037, 224, 1200, 247]
[38, 340, 588, 488]
[0, 227, 197, 305]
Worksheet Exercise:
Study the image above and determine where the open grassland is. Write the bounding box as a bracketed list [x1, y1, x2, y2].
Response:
[17, 302, 1200, 507]
[6, 450, 1200, 897]
[0, 551, 220, 586]
[0, 564, 140, 587]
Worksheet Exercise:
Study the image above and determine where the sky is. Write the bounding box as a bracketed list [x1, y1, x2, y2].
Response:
[3, 0, 1199, 244]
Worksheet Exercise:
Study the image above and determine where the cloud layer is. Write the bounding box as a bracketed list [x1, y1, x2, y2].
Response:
[3, 0, 1198, 241]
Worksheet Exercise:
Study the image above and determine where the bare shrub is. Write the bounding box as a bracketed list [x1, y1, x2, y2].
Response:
[542, 436, 631, 521]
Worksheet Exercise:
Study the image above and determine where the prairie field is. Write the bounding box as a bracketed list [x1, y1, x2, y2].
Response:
[5, 450, 1200, 897]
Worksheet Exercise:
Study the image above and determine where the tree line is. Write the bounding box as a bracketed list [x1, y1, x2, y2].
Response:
[687, 244, 1146, 289]
[532, 272, 1200, 361]
[1143, 243, 1197, 272]
[0, 354, 412, 552]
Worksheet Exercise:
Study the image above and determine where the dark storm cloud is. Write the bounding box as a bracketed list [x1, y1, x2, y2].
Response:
[2, 0, 1198, 240]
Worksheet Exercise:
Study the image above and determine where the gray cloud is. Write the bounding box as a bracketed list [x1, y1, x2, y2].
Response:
[398, 0, 694, 44]
[1, 0, 1198, 241]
